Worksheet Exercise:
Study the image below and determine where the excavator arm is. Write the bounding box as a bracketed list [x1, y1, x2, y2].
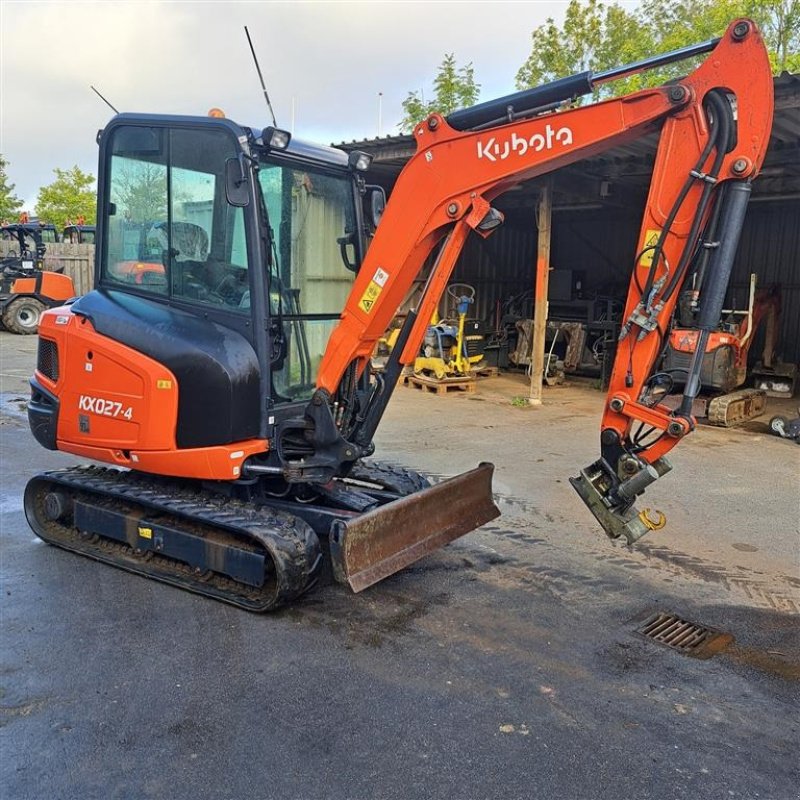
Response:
[298, 19, 772, 547]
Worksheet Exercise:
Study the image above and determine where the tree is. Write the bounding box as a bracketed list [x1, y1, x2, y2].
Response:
[35, 166, 96, 230]
[0, 155, 23, 222]
[516, 0, 639, 95]
[399, 54, 481, 132]
[515, 0, 799, 96]
[111, 161, 167, 223]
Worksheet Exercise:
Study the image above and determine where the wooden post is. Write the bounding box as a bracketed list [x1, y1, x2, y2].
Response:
[529, 178, 553, 405]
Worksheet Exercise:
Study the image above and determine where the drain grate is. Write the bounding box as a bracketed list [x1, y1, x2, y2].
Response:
[637, 611, 733, 659]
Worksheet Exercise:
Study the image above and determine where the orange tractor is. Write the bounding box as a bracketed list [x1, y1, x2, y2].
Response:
[24, 20, 773, 609]
[0, 220, 75, 333]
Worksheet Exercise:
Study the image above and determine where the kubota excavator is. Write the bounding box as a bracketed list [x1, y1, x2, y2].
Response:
[663, 275, 784, 425]
[24, 20, 773, 610]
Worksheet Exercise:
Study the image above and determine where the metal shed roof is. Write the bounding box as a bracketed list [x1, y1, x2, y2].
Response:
[336, 73, 800, 203]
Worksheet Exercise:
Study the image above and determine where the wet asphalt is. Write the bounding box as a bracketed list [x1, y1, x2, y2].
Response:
[1, 331, 798, 800]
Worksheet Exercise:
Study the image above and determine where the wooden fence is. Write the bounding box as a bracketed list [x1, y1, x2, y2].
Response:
[0, 241, 95, 296]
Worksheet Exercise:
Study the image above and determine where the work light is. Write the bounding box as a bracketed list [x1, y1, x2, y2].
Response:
[263, 127, 291, 150]
[348, 151, 373, 172]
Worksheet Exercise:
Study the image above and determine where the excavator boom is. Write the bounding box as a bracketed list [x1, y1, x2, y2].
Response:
[306, 18, 773, 555]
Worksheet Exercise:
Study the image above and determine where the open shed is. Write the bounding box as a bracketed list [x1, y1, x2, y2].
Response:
[337, 73, 800, 381]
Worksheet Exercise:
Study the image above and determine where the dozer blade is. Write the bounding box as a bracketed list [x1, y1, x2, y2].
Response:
[329, 462, 499, 593]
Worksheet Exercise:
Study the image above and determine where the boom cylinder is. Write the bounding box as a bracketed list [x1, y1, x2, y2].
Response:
[352, 308, 419, 448]
[446, 36, 719, 131]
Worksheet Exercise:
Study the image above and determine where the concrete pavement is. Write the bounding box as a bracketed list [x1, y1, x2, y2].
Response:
[1, 330, 798, 800]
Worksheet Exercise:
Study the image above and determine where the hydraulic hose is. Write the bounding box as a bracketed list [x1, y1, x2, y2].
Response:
[661, 91, 733, 304]
[638, 96, 722, 303]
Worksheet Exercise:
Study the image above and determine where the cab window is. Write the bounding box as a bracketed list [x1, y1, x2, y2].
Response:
[102, 125, 250, 312]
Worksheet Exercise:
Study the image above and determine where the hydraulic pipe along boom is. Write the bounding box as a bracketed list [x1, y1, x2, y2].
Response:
[446, 36, 720, 131]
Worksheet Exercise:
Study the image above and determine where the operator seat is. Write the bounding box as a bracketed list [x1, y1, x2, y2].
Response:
[147, 221, 210, 262]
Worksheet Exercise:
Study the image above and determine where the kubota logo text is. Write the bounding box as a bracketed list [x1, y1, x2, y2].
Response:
[477, 125, 574, 162]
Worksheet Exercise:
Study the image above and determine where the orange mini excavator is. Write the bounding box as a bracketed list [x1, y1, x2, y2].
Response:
[24, 20, 773, 610]
[663, 276, 785, 425]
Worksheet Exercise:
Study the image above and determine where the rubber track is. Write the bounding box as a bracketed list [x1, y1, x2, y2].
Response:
[707, 388, 767, 427]
[346, 460, 432, 495]
[25, 466, 322, 612]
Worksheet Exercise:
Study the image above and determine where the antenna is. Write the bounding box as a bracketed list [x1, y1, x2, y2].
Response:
[90, 85, 119, 114]
[244, 26, 278, 127]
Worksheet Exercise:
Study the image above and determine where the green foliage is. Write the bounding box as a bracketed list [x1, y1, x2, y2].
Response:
[515, 0, 799, 96]
[511, 396, 530, 408]
[35, 166, 96, 230]
[400, 54, 481, 132]
[0, 155, 23, 222]
[112, 161, 167, 223]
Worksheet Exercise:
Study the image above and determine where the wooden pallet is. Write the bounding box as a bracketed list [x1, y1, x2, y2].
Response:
[473, 365, 499, 378]
[407, 373, 477, 395]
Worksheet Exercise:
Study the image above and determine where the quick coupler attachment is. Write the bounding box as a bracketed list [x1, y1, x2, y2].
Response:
[570, 457, 672, 544]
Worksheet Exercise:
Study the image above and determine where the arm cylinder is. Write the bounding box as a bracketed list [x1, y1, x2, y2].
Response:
[446, 34, 720, 132]
[446, 73, 593, 131]
[679, 181, 751, 411]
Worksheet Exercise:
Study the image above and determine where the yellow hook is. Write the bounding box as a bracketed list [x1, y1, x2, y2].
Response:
[639, 508, 667, 531]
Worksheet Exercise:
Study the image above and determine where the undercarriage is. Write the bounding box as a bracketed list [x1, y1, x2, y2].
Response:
[25, 461, 498, 610]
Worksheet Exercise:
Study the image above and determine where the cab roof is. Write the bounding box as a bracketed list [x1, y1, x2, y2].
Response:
[105, 113, 349, 170]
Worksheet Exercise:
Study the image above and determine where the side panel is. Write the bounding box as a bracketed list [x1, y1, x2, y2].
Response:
[38, 272, 76, 301]
[68, 290, 262, 449]
[37, 310, 179, 451]
[10, 272, 75, 301]
[35, 307, 269, 479]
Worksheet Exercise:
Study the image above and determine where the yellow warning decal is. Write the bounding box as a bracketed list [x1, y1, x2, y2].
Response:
[358, 281, 382, 313]
[639, 229, 662, 267]
[156, 379, 172, 390]
[138, 526, 153, 540]
[357, 268, 390, 314]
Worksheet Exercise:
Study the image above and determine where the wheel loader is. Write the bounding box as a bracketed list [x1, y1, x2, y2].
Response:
[24, 20, 773, 610]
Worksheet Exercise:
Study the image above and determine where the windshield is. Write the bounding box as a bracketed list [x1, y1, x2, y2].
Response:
[101, 124, 251, 313]
[257, 160, 358, 403]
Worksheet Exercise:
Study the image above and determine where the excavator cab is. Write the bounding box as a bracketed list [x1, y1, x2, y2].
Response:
[90, 115, 365, 430]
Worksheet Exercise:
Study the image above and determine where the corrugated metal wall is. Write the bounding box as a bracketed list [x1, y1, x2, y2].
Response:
[729, 199, 800, 363]
[450, 199, 799, 362]
[451, 226, 537, 325]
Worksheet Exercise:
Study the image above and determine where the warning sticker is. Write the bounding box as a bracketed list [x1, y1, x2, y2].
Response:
[138, 526, 153, 540]
[639, 229, 662, 267]
[358, 268, 389, 314]
[358, 281, 382, 313]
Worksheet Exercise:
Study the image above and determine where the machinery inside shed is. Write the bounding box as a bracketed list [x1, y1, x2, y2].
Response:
[341, 72, 800, 427]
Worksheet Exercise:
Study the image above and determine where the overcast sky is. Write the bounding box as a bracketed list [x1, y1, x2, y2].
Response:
[1, 0, 624, 210]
